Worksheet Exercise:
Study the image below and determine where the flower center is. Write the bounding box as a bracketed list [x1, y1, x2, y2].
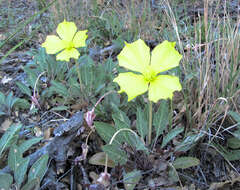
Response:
[143, 66, 157, 83]
[63, 40, 74, 50]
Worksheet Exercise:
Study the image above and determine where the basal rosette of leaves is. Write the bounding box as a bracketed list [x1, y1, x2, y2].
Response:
[41, 20, 88, 62]
[113, 39, 182, 102]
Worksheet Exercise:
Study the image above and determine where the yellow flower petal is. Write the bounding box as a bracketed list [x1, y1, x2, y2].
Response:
[73, 30, 88, 48]
[56, 20, 77, 42]
[148, 75, 182, 102]
[117, 39, 150, 73]
[56, 48, 80, 62]
[151, 41, 182, 74]
[113, 72, 148, 101]
[41, 35, 65, 54]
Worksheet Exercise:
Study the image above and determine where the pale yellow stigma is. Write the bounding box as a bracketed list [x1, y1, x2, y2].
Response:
[143, 65, 157, 83]
[63, 40, 74, 50]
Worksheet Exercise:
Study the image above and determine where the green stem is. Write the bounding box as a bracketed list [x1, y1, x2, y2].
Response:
[75, 61, 83, 92]
[148, 101, 153, 146]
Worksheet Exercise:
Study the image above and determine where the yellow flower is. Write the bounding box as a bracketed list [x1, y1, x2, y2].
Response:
[113, 39, 182, 103]
[41, 20, 88, 62]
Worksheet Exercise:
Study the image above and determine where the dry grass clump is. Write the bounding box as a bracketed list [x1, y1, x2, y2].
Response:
[161, 0, 239, 133]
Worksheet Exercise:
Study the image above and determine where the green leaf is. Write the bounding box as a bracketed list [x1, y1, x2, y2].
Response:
[5, 92, 13, 109]
[0, 124, 22, 157]
[8, 145, 23, 172]
[28, 154, 49, 182]
[0, 111, 6, 116]
[50, 105, 69, 111]
[112, 109, 130, 126]
[123, 170, 142, 190]
[224, 149, 240, 161]
[24, 67, 37, 88]
[161, 126, 184, 148]
[227, 137, 240, 149]
[127, 132, 148, 154]
[233, 129, 240, 139]
[228, 111, 240, 123]
[103, 58, 117, 73]
[21, 178, 39, 190]
[95, 122, 121, 146]
[175, 132, 205, 152]
[0, 172, 13, 190]
[112, 116, 132, 145]
[136, 107, 148, 138]
[153, 100, 169, 144]
[89, 152, 115, 168]
[215, 143, 240, 161]
[173, 157, 200, 169]
[50, 80, 69, 97]
[80, 58, 95, 93]
[16, 82, 32, 97]
[18, 137, 43, 154]
[168, 166, 179, 182]
[102, 144, 127, 165]
[15, 157, 29, 187]
[0, 91, 5, 105]
[107, 92, 121, 108]
[6, 91, 18, 110]
[14, 98, 30, 109]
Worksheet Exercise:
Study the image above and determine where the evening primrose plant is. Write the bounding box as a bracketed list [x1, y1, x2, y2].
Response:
[40, 20, 188, 176]
[113, 39, 182, 145]
[92, 39, 187, 177]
